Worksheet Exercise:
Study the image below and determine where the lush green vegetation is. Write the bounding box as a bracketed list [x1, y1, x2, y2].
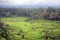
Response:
[0, 17, 60, 40]
[0, 7, 60, 40]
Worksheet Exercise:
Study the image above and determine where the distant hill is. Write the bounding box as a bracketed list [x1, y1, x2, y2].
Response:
[0, 4, 60, 8]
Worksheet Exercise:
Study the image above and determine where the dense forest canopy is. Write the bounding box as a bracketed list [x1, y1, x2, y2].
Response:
[0, 7, 60, 20]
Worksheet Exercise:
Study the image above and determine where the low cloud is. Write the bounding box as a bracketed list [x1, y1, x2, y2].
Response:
[0, 0, 60, 6]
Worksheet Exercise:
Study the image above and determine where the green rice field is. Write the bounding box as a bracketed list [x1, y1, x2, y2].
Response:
[0, 17, 60, 40]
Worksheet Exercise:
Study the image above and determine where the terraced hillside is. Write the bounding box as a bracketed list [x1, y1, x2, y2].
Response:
[0, 17, 60, 40]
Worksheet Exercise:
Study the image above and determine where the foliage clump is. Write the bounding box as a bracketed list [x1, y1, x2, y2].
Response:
[0, 21, 13, 40]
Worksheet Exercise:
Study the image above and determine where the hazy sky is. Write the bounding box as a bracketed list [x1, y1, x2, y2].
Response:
[0, 0, 60, 6]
